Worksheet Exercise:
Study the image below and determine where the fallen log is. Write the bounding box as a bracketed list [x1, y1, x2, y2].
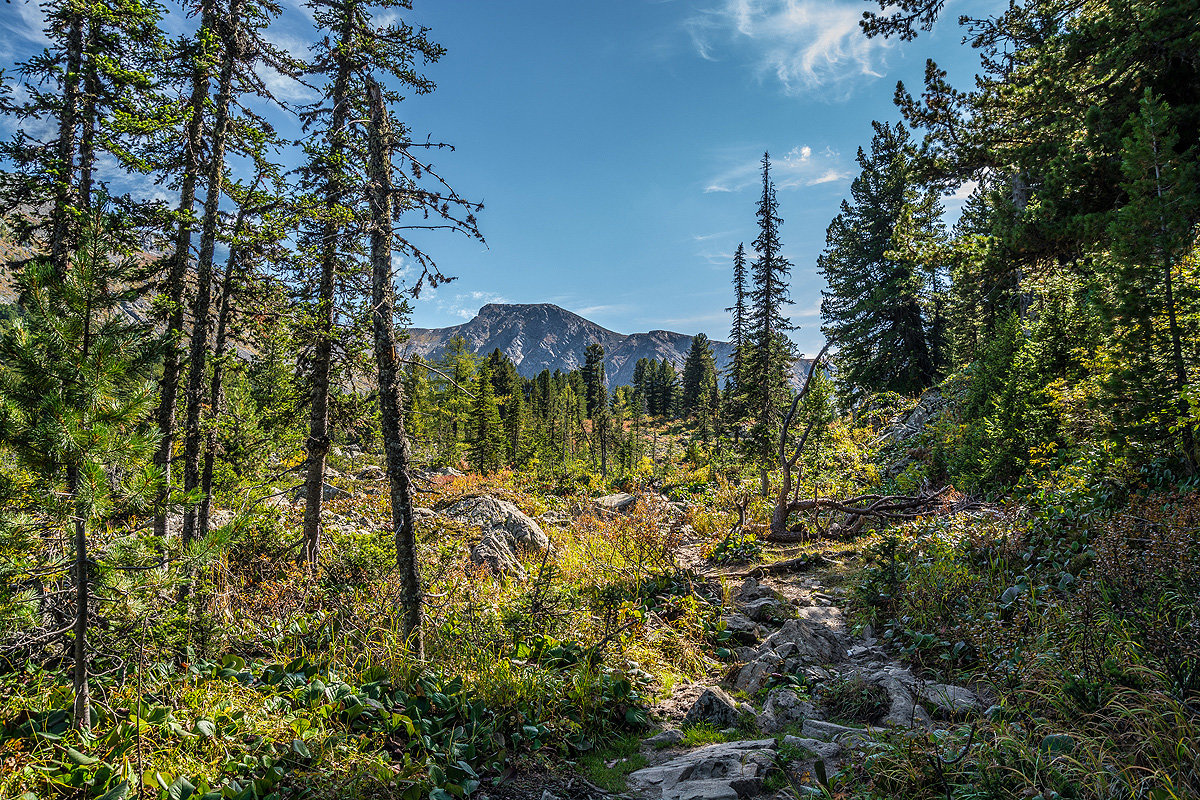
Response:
[766, 485, 959, 543]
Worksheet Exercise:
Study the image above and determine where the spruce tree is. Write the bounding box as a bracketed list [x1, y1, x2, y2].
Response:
[468, 365, 505, 473]
[581, 342, 608, 418]
[681, 333, 719, 420]
[725, 242, 749, 399]
[819, 122, 942, 399]
[745, 152, 795, 494]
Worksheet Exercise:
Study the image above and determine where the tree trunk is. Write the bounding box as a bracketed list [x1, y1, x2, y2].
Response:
[51, 11, 84, 279]
[67, 465, 90, 732]
[367, 77, 423, 659]
[302, 16, 353, 567]
[199, 195, 254, 538]
[78, 19, 99, 211]
[155, 21, 212, 541]
[181, 10, 236, 548]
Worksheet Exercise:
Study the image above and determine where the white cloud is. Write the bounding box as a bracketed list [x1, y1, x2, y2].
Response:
[435, 290, 509, 320]
[704, 143, 849, 193]
[685, 0, 891, 98]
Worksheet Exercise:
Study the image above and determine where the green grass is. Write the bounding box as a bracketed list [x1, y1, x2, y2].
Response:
[576, 733, 648, 792]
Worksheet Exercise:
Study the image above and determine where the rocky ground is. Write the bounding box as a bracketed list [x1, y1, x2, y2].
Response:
[618, 541, 985, 800]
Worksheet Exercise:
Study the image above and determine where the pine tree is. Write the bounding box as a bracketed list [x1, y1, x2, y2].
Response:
[1106, 90, 1200, 470]
[681, 333, 719, 421]
[581, 342, 608, 418]
[819, 122, 942, 399]
[725, 242, 749, 398]
[468, 365, 505, 473]
[745, 152, 795, 493]
[0, 210, 160, 730]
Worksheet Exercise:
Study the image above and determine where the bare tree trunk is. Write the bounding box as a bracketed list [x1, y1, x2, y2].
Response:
[770, 343, 831, 537]
[181, 8, 237, 548]
[367, 77, 423, 659]
[67, 465, 90, 732]
[155, 20, 212, 541]
[302, 16, 353, 567]
[199, 192, 256, 538]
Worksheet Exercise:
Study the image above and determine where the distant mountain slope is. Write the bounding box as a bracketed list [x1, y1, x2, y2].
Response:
[405, 303, 740, 387]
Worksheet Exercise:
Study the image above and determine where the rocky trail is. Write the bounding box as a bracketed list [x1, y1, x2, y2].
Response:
[614, 510, 983, 800]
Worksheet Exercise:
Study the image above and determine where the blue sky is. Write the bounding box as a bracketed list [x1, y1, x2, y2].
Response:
[2, 0, 993, 356]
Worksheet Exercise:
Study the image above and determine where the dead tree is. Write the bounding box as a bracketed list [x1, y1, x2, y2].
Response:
[770, 343, 832, 537]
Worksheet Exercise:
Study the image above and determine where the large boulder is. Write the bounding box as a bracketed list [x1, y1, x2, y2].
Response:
[757, 688, 818, 734]
[921, 683, 981, 720]
[683, 687, 741, 729]
[444, 495, 550, 578]
[762, 618, 844, 666]
[627, 739, 777, 800]
[595, 492, 637, 514]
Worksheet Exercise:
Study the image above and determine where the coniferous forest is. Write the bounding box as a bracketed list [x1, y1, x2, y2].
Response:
[0, 1, 1198, 799]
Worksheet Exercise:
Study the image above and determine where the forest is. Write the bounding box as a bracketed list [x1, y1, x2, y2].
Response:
[0, 0, 1197, 799]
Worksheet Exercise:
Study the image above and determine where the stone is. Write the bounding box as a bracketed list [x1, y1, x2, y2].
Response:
[739, 596, 788, 623]
[863, 667, 932, 729]
[355, 465, 385, 480]
[684, 687, 742, 729]
[921, 683, 981, 719]
[645, 728, 685, 747]
[731, 653, 782, 695]
[293, 482, 350, 502]
[782, 735, 843, 763]
[800, 719, 869, 743]
[595, 492, 637, 513]
[733, 577, 777, 606]
[757, 688, 817, 734]
[626, 739, 777, 800]
[719, 612, 763, 645]
[444, 495, 550, 578]
[762, 619, 844, 666]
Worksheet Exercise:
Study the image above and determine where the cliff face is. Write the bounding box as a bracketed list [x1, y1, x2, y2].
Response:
[405, 303, 737, 386]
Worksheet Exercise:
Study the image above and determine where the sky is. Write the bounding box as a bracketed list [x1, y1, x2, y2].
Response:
[1, 0, 995, 356]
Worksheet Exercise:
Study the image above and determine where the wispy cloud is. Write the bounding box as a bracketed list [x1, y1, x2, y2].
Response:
[704, 144, 850, 193]
[437, 290, 509, 320]
[685, 0, 890, 98]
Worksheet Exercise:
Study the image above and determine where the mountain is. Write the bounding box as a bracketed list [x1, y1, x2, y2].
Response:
[405, 303, 736, 387]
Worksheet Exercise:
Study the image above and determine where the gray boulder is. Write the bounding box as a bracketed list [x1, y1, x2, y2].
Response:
[719, 612, 764, 645]
[757, 688, 817, 734]
[684, 687, 741, 729]
[293, 482, 350, 502]
[444, 495, 550, 578]
[921, 683, 981, 719]
[595, 492, 637, 513]
[781, 735, 843, 763]
[644, 728, 685, 747]
[627, 739, 777, 800]
[355, 465, 385, 480]
[762, 618, 844, 666]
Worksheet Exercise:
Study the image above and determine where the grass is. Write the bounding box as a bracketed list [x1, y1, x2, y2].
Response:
[576, 733, 648, 792]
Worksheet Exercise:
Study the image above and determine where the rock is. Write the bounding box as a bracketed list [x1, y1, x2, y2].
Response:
[355, 465, 385, 480]
[627, 739, 777, 800]
[762, 618, 844, 666]
[444, 495, 550, 578]
[293, 482, 350, 502]
[740, 596, 788, 623]
[434, 466, 463, 477]
[757, 688, 817, 734]
[800, 719, 869, 743]
[540, 791, 559, 800]
[645, 728, 685, 747]
[734, 577, 777, 606]
[921, 683, 981, 719]
[731, 653, 782, 695]
[684, 688, 742, 729]
[595, 492, 637, 513]
[262, 492, 292, 511]
[864, 667, 932, 729]
[412, 507, 438, 521]
[782, 735, 843, 763]
[719, 612, 764, 645]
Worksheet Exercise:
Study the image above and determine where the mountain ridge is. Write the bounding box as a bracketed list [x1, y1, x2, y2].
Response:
[405, 303, 736, 387]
